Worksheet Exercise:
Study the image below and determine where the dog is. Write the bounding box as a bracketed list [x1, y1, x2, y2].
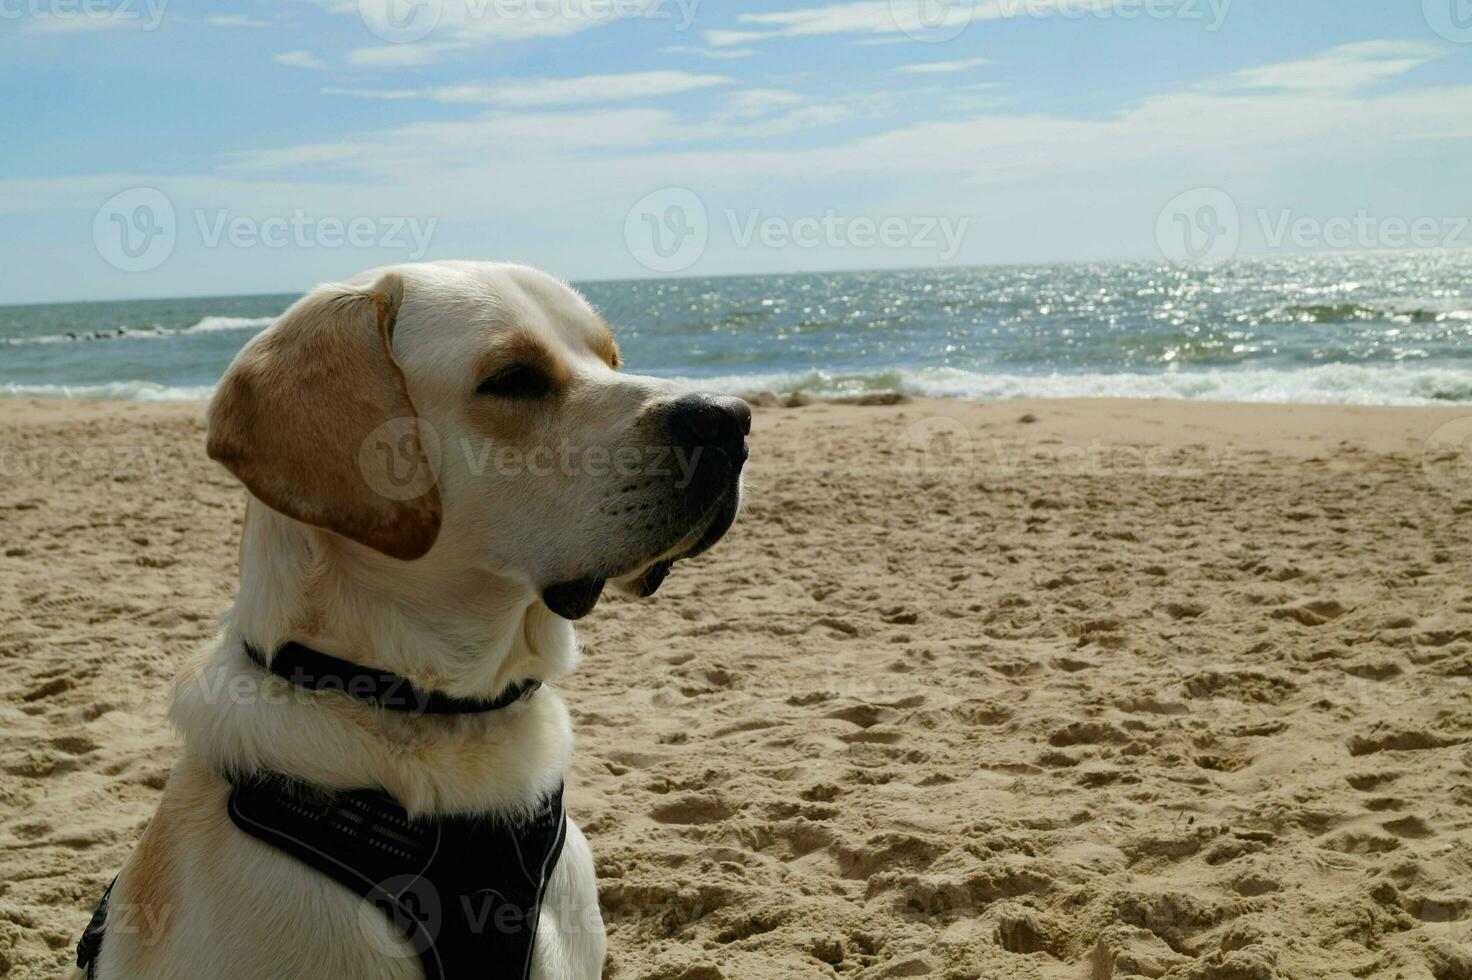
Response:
[75, 261, 749, 979]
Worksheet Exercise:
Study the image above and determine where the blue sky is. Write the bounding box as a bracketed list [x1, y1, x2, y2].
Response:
[2, 0, 1471, 302]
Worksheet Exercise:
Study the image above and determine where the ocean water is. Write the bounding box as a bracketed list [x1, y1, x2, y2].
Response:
[3, 252, 1471, 405]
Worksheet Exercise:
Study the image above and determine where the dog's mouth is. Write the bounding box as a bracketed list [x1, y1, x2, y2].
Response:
[541, 485, 741, 621]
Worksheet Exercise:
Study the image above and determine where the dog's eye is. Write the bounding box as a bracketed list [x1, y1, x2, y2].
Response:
[476, 365, 551, 399]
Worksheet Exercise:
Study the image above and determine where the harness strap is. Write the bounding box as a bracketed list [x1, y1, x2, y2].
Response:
[227, 772, 567, 980]
[75, 876, 115, 979]
[75, 777, 568, 980]
[244, 641, 541, 716]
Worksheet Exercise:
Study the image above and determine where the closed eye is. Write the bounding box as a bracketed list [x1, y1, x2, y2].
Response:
[475, 365, 552, 399]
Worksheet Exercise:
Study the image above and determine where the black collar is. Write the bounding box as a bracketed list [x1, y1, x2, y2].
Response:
[243, 641, 541, 716]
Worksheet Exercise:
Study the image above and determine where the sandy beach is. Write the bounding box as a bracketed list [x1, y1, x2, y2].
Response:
[2, 395, 1471, 980]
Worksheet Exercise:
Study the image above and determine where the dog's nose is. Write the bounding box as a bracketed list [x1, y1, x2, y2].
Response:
[667, 393, 751, 452]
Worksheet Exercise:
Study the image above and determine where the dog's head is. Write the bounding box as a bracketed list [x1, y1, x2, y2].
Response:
[206, 262, 748, 620]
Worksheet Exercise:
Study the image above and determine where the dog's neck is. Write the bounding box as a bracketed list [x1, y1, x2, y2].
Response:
[169, 500, 578, 815]
[232, 500, 579, 700]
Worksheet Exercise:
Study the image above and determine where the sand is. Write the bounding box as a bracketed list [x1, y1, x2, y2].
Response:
[2, 395, 1472, 980]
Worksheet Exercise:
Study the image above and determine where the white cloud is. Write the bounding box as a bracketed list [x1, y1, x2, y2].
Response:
[660, 45, 758, 60]
[305, 0, 696, 63]
[708, 0, 1126, 44]
[325, 71, 732, 107]
[723, 89, 805, 119]
[204, 14, 271, 27]
[1220, 41, 1442, 93]
[275, 50, 330, 70]
[898, 58, 993, 74]
[347, 44, 467, 67]
[213, 42, 1472, 193]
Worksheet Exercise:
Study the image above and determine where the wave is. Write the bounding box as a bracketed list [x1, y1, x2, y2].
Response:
[7, 364, 1472, 406]
[674, 364, 1472, 406]
[1, 315, 275, 347]
[183, 315, 276, 334]
[1, 381, 216, 400]
[1264, 301, 1472, 324]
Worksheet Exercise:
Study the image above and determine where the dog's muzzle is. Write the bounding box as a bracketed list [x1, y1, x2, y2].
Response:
[541, 392, 750, 621]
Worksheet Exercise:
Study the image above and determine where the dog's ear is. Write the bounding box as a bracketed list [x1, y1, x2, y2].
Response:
[206, 272, 442, 561]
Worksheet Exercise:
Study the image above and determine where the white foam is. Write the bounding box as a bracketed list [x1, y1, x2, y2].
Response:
[182, 315, 276, 334]
[5, 364, 1470, 405]
[2, 315, 274, 347]
[1, 381, 215, 401]
[674, 364, 1472, 406]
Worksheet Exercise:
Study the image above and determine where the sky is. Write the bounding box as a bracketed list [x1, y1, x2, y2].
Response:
[2, 0, 1471, 302]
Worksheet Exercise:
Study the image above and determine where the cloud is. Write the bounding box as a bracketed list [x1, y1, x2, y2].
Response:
[204, 14, 272, 28]
[722, 89, 805, 119]
[347, 44, 473, 67]
[707, 0, 1126, 44]
[275, 50, 331, 70]
[303, 0, 698, 63]
[325, 71, 732, 107]
[660, 44, 758, 60]
[213, 41, 1472, 192]
[898, 58, 993, 74]
[1219, 41, 1443, 93]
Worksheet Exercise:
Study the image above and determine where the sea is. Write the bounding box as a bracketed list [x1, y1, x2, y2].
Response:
[3, 252, 1471, 405]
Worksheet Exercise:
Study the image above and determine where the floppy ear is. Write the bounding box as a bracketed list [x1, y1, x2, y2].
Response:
[206, 272, 442, 561]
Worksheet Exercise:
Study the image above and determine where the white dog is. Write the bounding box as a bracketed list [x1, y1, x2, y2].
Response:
[74, 261, 749, 979]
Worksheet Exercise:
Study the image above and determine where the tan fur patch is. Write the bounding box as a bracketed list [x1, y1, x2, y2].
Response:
[590, 323, 620, 369]
[205, 273, 442, 562]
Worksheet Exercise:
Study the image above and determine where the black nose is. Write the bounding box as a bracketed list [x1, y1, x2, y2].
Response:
[667, 393, 751, 452]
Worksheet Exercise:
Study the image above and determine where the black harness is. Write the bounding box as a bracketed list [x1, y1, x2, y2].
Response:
[78, 642, 564, 980]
